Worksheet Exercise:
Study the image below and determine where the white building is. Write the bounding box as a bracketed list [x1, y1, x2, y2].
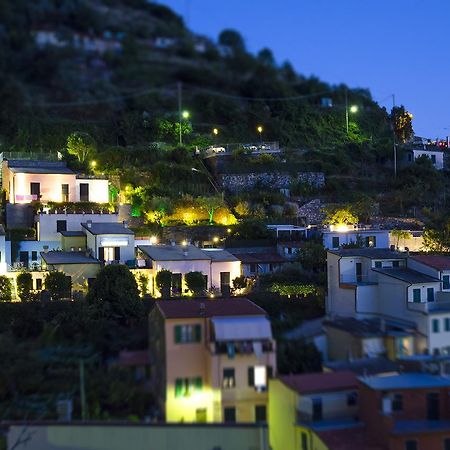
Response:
[137, 245, 241, 296]
[404, 147, 444, 170]
[327, 249, 450, 355]
[323, 225, 390, 250]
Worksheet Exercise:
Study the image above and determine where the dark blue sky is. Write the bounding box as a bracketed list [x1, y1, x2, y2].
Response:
[158, 0, 450, 139]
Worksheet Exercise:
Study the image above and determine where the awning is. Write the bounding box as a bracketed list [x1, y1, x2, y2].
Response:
[212, 317, 272, 341]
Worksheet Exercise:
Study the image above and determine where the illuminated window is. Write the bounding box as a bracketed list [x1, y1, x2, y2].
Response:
[174, 324, 201, 344]
[175, 377, 202, 397]
[223, 368, 235, 389]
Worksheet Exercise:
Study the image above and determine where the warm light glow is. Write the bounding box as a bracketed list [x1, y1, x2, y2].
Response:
[213, 236, 219, 243]
[213, 128, 219, 135]
[150, 236, 158, 245]
[182, 110, 190, 119]
[254, 365, 267, 388]
[331, 224, 351, 232]
[257, 125, 263, 133]
[209, 293, 215, 298]
[90, 160, 97, 168]
[181, 240, 188, 246]
[349, 105, 358, 113]
[227, 228, 232, 233]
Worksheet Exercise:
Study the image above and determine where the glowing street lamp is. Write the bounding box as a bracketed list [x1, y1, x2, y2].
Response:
[182, 110, 190, 119]
[213, 128, 219, 136]
[349, 105, 358, 114]
[90, 161, 97, 168]
[257, 125, 263, 143]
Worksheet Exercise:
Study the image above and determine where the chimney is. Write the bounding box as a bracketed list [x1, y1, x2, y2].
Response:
[123, 220, 128, 228]
[43, 245, 49, 253]
[87, 220, 92, 229]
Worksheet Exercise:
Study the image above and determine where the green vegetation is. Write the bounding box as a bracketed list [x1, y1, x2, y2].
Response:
[16, 271, 33, 302]
[0, 277, 12, 302]
[155, 269, 172, 298]
[184, 271, 206, 295]
[45, 271, 72, 300]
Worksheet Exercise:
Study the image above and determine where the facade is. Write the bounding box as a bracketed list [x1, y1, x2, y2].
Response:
[323, 226, 390, 250]
[149, 298, 276, 423]
[404, 147, 444, 170]
[82, 221, 135, 264]
[2, 160, 109, 204]
[327, 249, 450, 355]
[138, 245, 241, 296]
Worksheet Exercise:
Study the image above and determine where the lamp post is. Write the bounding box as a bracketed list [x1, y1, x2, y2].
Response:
[257, 125, 263, 143]
[345, 89, 358, 134]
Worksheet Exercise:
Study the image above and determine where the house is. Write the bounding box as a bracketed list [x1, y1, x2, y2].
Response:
[82, 221, 135, 264]
[2, 160, 109, 204]
[323, 356, 399, 376]
[269, 371, 363, 450]
[149, 298, 276, 423]
[137, 245, 241, 296]
[359, 373, 450, 450]
[40, 251, 101, 293]
[229, 250, 287, 277]
[327, 249, 450, 355]
[323, 225, 390, 250]
[403, 146, 444, 170]
[389, 230, 424, 252]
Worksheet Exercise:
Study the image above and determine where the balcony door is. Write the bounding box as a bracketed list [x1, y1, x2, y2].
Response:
[30, 182, 40, 200]
[427, 393, 440, 420]
[79, 183, 89, 202]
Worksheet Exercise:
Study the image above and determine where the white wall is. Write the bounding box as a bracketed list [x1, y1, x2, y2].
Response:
[75, 179, 109, 203]
[428, 314, 450, 354]
[210, 260, 242, 290]
[86, 231, 135, 263]
[412, 149, 444, 170]
[12, 240, 60, 267]
[37, 213, 119, 241]
[323, 230, 390, 250]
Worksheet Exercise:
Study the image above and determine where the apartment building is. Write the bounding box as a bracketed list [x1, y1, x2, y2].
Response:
[149, 298, 276, 423]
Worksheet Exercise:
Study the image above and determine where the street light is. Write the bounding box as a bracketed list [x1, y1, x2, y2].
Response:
[213, 128, 219, 136]
[182, 110, 190, 119]
[257, 125, 263, 143]
[349, 105, 358, 114]
[344, 88, 358, 134]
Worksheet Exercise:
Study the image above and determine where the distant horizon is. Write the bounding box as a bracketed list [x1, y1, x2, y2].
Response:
[158, 0, 450, 140]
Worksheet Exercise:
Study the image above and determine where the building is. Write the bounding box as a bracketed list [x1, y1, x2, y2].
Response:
[327, 249, 450, 355]
[228, 250, 287, 278]
[137, 245, 241, 296]
[323, 225, 390, 250]
[82, 221, 135, 264]
[269, 371, 362, 450]
[149, 298, 276, 423]
[403, 146, 444, 170]
[2, 160, 109, 204]
[359, 373, 450, 450]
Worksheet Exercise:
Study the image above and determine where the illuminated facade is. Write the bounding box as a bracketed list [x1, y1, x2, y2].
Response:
[149, 298, 276, 423]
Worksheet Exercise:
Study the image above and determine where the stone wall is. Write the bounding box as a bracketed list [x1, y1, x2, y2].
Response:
[219, 172, 325, 192]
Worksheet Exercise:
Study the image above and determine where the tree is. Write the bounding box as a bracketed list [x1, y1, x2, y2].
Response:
[146, 197, 173, 227]
[391, 229, 412, 250]
[0, 276, 12, 302]
[87, 265, 142, 318]
[323, 206, 358, 225]
[277, 339, 322, 374]
[232, 276, 248, 292]
[269, 283, 319, 299]
[257, 48, 275, 67]
[296, 241, 327, 272]
[45, 271, 72, 301]
[391, 106, 414, 144]
[16, 271, 33, 302]
[218, 29, 245, 53]
[156, 270, 172, 298]
[185, 271, 206, 296]
[197, 195, 224, 225]
[66, 132, 96, 163]
[422, 227, 450, 252]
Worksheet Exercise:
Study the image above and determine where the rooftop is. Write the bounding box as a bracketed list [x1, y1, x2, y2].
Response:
[323, 317, 416, 337]
[410, 254, 450, 271]
[359, 373, 450, 390]
[139, 245, 210, 261]
[59, 230, 86, 237]
[373, 267, 440, 284]
[230, 252, 286, 264]
[328, 248, 405, 259]
[392, 420, 450, 435]
[198, 248, 239, 262]
[155, 298, 267, 319]
[6, 159, 74, 174]
[324, 357, 399, 376]
[316, 426, 383, 450]
[81, 222, 134, 235]
[279, 371, 357, 395]
[41, 251, 100, 265]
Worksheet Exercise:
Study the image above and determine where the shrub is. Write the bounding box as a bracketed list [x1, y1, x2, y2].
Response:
[0, 276, 12, 302]
[45, 271, 72, 301]
[185, 271, 206, 295]
[16, 271, 33, 302]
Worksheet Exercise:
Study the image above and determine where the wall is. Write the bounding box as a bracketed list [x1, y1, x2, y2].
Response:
[37, 213, 119, 241]
[325, 326, 363, 360]
[389, 232, 423, 252]
[45, 262, 101, 293]
[210, 260, 241, 290]
[12, 241, 60, 267]
[427, 314, 450, 354]
[75, 178, 109, 203]
[219, 172, 325, 193]
[61, 235, 87, 251]
[323, 230, 390, 250]
[85, 231, 135, 263]
[7, 423, 269, 450]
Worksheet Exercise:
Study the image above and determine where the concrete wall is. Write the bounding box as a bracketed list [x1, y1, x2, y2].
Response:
[323, 230, 390, 250]
[75, 178, 109, 203]
[37, 213, 118, 241]
[7, 423, 269, 450]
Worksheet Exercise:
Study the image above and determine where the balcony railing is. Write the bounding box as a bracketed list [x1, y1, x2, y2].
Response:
[340, 275, 377, 286]
[213, 340, 274, 356]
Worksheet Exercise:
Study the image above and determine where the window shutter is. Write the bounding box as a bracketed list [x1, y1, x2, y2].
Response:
[267, 365, 273, 379]
[175, 378, 183, 397]
[195, 377, 202, 391]
[174, 325, 181, 343]
[248, 367, 255, 387]
[194, 324, 201, 342]
[99, 247, 105, 261]
[114, 247, 120, 261]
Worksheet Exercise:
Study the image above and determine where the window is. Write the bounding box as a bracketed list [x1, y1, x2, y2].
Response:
[393, 260, 400, 268]
[404, 440, 417, 450]
[30, 182, 40, 197]
[174, 324, 202, 344]
[332, 237, 340, 249]
[427, 287, 435, 302]
[100, 247, 120, 262]
[365, 236, 376, 248]
[431, 154, 436, 164]
[56, 220, 67, 233]
[31, 251, 38, 261]
[223, 407, 236, 423]
[413, 289, 421, 303]
[223, 368, 235, 389]
[445, 318, 450, 332]
[175, 377, 202, 397]
[301, 432, 309, 450]
[79, 183, 89, 202]
[249, 263, 257, 273]
[61, 184, 69, 202]
[444, 275, 450, 290]
[392, 393, 403, 411]
[255, 405, 266, 422]
[375, 261, 382, 268]
[444, 437, 450, 450]
[347, 392, 358, 406]
[433, 319, 440, 333]
[35, 278, 42, 290]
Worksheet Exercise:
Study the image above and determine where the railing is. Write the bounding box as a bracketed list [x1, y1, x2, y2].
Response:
[340, 274, 377, 285]
[213, 340, 274, 355]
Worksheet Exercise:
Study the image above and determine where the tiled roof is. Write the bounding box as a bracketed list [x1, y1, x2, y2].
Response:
[279, 371, 357, 395]
[328, 248, 405, 259]
[6, 160, 74, 174]
[410, 254, 450, 270]
[359, 373, 450, 390]
[323, 317, 416, 337]
[373, 268, 440, 284]
[139, 245, 209, 261]
[81, 222, 134, 235]
[155, 298, 267, 319]
[41, 251, 100, 265]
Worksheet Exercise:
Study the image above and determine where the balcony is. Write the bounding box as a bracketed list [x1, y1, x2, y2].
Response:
[212, 340, 274, 356]
[427, 291, 450, 313]
[340, 274, 378, 287]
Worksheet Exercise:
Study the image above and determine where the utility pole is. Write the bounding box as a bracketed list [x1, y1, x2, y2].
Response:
[392, 94, 397, 177]
[345, 88, 349, 134]
[177, 81, 182, 146]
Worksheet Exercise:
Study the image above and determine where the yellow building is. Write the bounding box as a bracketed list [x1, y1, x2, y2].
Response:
[269, 372, 359, 450]
[149, 298, 276, 423]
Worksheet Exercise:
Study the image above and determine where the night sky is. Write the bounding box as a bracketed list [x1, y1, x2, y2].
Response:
[159, 0, 450, 139]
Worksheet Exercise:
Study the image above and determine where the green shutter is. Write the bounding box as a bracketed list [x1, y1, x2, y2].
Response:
[194, 324, 202, 342]
[248, 367, 255, 387]
[175, 378, 183, 397]
[174, 325, 182, 343]
[195, 377, 202, 391]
